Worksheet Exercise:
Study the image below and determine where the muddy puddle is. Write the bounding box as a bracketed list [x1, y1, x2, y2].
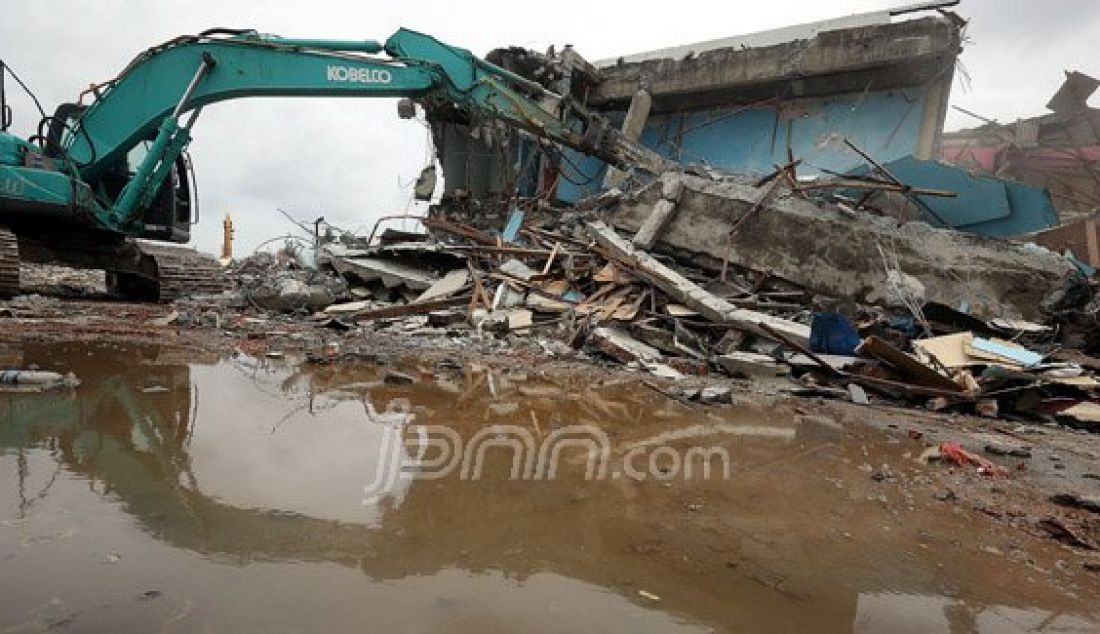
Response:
[1, 342, 1097, 632]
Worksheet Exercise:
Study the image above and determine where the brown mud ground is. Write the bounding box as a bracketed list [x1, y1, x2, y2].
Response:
[0, 297, 1098, 631]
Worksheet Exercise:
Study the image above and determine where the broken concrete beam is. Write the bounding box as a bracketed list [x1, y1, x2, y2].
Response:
[605, 174, 1075, 320]
[593, 17, 962, 108]
[717, 352, 790, 379]
[590, 326, 662, 364]
[416, 268, 469, 302]
[603, 89, 653, 190]
[631, 175, 685, 250]
[328, 256, 436, 290]
[630, 321, 680, 355]
[587, 220, 811, 347]
[630, 200, 677, 250]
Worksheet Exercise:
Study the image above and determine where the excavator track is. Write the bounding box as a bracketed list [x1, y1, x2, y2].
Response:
[110, 242, 228, 303]
[0, 228, 21, 298]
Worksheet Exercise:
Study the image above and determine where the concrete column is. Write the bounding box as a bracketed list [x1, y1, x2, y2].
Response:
[602, 89, 652, 190]
[915, 66, 954, 160]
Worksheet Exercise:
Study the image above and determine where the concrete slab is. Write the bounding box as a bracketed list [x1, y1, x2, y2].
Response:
[605, 174, 1075, 320]
[329, 257, 436, 290]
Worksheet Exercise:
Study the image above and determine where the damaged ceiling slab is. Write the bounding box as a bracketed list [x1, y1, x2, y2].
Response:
[593, 13, 960, 111]
[604, 173, 1075, 320]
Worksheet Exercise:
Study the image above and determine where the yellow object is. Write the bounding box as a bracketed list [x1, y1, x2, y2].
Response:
[221, 213, 234, 261]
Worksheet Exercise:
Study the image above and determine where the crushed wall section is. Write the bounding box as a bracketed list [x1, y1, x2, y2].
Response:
[605, 175, 1075, 320]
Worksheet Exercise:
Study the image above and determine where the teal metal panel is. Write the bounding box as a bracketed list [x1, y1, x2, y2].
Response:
[856, 156, 1058, 237]
[850, 155, 1012, 226]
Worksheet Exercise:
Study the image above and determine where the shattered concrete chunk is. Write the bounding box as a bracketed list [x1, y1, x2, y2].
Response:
[716, 352, 790, 379]
[328, 255, 436, 290]
[416, 269, 469, 302]
[498, 259, 537, 281]
[251, 277, 337, 312]
[698, 385, 734, 404]
[984, 442, 1032, 459]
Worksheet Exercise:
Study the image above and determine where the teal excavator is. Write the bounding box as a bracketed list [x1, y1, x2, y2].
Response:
[0, 28, 671, 300]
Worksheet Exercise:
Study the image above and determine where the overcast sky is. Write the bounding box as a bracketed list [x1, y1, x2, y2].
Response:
[2, 0, 1097, 254]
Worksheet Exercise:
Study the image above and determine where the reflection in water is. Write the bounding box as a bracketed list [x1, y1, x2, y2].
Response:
[0, 343, 1097, 633]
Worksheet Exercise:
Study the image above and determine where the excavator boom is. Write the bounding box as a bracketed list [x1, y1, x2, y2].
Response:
[0, 27, 675, 300]
[63, 28, 666, 230]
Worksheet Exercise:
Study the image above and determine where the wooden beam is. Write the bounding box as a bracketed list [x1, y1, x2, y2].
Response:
[351, 295, 472, 322]
[857, 335, 961, 392]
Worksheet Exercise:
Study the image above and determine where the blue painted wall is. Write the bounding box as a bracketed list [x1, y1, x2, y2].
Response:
[555, 86, 933, 202]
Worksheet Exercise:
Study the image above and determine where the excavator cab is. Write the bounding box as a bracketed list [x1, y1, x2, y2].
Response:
[134, 151, 194, 244]
[43, 104, 194, 244]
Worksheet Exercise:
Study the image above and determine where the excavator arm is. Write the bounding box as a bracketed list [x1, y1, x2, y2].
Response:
[53, 28, 672, 234]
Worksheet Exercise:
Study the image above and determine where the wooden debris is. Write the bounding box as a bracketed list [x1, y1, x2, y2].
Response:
[351, 295, 472, 322]
[422, 216, 497, 245]
[857, 336, 961, 392]
[587, 221, 811, 346]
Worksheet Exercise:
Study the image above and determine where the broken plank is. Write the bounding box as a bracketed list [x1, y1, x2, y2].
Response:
[857, 335, 961, 392]
[794, 178, 957, 197]
[467, 262, 491, 311]
[851, 374, 976, 401]
[541, 242, 561, 275]
[422, 217, 497, 245]
[351, 295, 472, 322]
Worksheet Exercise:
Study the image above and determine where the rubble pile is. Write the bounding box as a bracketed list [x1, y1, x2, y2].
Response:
[205, 170, 1100, 435]
[229, 250, 349, 312]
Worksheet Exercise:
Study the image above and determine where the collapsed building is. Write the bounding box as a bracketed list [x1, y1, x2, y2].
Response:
[244, 3, 1100, 429]
[421, 2, 1075, 320]
[439, 3, 961, 203]
[942, 71, 1100, 265]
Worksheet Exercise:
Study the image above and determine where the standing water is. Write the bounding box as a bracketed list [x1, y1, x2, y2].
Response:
[0, 343, 1097, 632]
